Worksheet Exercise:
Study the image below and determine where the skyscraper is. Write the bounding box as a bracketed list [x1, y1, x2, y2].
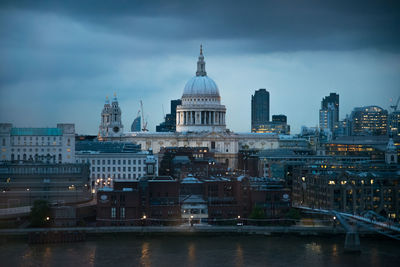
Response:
[319, 93, 339, 133]
[156, 99, 182, 132]
[131, 115, 141, 132]
[251, 89, 270, 132]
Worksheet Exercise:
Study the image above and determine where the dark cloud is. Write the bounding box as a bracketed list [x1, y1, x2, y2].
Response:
[1, 0, 399, 52]
[0, 1, 399, 134]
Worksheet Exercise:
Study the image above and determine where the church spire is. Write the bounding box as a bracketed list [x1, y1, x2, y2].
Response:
[196, 44, 207, 76]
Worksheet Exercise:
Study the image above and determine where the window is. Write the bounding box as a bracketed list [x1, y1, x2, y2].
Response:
[128, 160, 131, 164]
[123, 160, 126, 164]
[111, 207, 116, 218]
[211, 141, 215, 149]
[113, 160, 116, 164]
[102, 160, 105, 164]
[2, 138, 5, 146]
[120, 207, 125, 219]
[97, 160, 100, 165]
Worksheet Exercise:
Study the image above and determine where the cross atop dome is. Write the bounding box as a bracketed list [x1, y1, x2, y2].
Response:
[196, 44, 207, 76]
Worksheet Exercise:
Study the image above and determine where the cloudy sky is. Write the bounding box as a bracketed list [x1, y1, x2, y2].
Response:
[0, 0, 399, 134]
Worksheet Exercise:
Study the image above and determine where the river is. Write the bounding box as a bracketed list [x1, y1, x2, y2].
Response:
[1, 235, 399, 266]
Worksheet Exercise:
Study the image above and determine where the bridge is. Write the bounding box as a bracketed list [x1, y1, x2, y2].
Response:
[296, 206, 400, 252]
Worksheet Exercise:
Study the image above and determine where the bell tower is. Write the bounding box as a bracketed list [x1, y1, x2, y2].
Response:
[99, 93, 124, 138]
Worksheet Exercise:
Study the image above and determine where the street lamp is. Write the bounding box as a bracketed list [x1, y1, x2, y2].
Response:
[26, 188, 31, 206]
[190, 215, 194, 227]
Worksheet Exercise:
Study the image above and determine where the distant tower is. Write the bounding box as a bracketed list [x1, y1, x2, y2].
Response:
[99, 93, 124, 138]
[131, 113, 141, 132]
[319, 93, 339, 133]
[251, 89, 270, 132]
[385, 138, 398, 164]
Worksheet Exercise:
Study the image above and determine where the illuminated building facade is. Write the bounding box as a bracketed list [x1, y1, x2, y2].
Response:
[292, 162, 400, 219]
[388, 111, 400, 137]
[350, 106, 388, 136]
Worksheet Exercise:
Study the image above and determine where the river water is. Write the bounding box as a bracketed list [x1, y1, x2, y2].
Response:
[1, 235, 399, 266]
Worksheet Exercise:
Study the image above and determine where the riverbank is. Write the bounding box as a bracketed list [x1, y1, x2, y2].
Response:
[0, 224, 380, 240]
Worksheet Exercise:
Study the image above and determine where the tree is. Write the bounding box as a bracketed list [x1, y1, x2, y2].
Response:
[285, 208, 301, 220]
[29, 200, 51, 227]
[250, 205, 266, 220]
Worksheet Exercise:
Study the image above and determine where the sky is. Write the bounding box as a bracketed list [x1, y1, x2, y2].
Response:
[0, 0, 399, 135]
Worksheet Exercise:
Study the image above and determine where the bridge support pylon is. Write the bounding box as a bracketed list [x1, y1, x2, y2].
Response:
[344, 231, 361, 253]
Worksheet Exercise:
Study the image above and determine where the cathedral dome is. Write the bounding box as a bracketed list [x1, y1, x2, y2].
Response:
[183, 75, 220, 97]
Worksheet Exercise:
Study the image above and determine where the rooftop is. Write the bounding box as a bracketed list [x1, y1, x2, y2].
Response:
[10, 128, 63, 136]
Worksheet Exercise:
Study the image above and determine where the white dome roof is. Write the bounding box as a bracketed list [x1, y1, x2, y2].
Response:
[183, 76, 220, 97]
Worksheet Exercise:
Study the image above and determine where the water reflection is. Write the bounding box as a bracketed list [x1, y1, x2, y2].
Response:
[235, 243, 244, 267]
[187, 242, 196, 267]
[140, 242, 151, 267]
[305, 242, 321, 253]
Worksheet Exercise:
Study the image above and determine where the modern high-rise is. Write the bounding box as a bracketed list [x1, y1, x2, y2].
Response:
[156, 99, 182, 132]
[350, 106, 388, 136]
[131, 115, 141, 132]
[388, 111, 400, 137]
[319, 93, 339, 133]
[251, 89, 270, 132]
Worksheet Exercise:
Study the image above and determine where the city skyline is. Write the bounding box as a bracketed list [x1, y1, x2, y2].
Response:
[0, 1, 399, 134]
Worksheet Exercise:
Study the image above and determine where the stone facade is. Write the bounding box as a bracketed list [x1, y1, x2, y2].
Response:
[0, 123, 75, 163]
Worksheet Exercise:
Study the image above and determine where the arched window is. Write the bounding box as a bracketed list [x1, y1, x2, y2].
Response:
[391, 155, 395, 162]
[11, 154, 14, 161]
[23, 154, 27, 161]
[67, 139, 70, 146]
[59, 154, 62, 163]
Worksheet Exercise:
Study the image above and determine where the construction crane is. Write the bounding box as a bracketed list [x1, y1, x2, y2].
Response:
[140, 100, 148, 131]
[390, 96, 400, 112]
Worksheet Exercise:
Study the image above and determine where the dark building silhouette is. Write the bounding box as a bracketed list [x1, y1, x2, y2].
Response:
[251, 89, 270, 132]
[156, 99, 182, 132]
[272, 115, 287, 123]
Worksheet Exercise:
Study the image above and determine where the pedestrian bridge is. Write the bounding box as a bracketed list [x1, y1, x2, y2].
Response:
[295, 205, 400, 252]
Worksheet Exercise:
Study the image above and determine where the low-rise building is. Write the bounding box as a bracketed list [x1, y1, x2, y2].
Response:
[292, 162, 400, 219]
[0, 162, 91, 208]
[75, 141, 156, 191]
[0, 123, 75, 163]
